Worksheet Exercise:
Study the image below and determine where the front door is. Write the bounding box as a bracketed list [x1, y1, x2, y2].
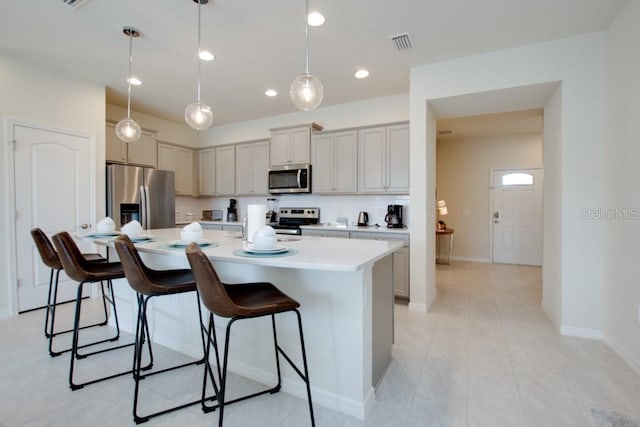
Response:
[491, 168, 543, 266]
[12, 122, 95, 312]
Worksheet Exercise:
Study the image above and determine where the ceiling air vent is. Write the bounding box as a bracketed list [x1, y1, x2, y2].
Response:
[390, 32, 414, 52]
[59, 0, 91, 9]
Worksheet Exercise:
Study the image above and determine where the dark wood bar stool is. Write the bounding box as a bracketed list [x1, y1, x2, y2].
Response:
[52, 231, 137, 390]
[114, 235, 214, 424]
[186, 243, 315, 427]
[30, 227, 108, 357]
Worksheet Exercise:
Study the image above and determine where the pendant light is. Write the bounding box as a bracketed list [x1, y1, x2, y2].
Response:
[185, 0, 213, 130]
[290, 0, 323, 111]
[115, 26, 142, 143]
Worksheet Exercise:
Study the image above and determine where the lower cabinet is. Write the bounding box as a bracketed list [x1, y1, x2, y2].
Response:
[302, 228, 410, 297]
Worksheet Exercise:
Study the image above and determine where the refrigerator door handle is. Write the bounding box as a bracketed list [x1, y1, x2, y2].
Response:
[140, 185, 150, 229]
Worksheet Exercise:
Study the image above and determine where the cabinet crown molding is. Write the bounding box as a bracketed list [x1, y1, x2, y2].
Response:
[269, 122, 323, 132]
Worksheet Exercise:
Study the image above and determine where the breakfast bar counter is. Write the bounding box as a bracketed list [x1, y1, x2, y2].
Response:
[93, 228, 402, 419]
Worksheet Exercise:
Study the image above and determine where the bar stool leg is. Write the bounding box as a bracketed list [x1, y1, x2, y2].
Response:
[44, 268, 57, 338]
[294, 310, 315, 427]
[48, 277, 110, 357]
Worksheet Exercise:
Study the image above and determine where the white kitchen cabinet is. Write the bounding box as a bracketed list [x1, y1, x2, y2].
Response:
[311, 130, 357, 194]
[215, 145, 235, 196]
[349, 231, 410, 298]
[198, 148, 216, 196]
[106, 123, 157, 167]
[157, 143, 194, 196]
[235, 140, 269, 195]
[358, 123, 409, 194]
[270, 123, 321, 166]
[301, 228, 350, 238]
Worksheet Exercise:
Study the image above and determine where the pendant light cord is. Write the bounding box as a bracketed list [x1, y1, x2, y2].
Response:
[127, 31, 133, 119]
[196, 0, 202, 103]
[305, 0, 310, 74]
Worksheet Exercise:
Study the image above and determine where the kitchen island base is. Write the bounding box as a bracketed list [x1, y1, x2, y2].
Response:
[108, 249, 395, 419]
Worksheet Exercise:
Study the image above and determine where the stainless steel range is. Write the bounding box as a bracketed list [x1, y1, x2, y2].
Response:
[272, 207, 320, 235]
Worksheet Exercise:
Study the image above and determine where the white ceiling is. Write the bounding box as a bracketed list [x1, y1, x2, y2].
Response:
[0, 0, 627, 126]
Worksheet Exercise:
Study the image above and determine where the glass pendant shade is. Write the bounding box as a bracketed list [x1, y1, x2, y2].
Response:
[290, 73, 323, 111]
[117, 26, 141, 143]
[115, 117, 142, 143]
[185, 101, 213, 130]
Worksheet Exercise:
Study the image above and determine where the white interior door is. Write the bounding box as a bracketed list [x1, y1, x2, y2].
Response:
[13, 123, 95, 312]
[491, 169, 543, 265]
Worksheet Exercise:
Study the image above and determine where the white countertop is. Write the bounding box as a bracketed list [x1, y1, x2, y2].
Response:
[300, 224, 409, 235]
[92, 228, 403, 273]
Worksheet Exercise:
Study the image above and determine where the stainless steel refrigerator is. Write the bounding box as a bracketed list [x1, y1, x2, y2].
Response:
[106, 164, 175, 230]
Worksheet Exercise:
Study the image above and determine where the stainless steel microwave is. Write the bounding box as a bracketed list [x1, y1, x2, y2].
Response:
[268, 164, 312, 194]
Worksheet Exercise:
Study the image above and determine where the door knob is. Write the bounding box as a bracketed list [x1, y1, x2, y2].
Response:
[79, 223, 90, 230]
[494, 220, 499, 223]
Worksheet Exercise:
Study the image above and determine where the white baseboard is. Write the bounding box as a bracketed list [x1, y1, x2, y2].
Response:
[560, 324, 603, 340]
[540, 302, 561, 332]
[450, 256, 491, 263]
[603, 336, 640, 377]
[226, 359, 368, 419]
[408, 302, 427, 312]
[0, 308, 14, 319]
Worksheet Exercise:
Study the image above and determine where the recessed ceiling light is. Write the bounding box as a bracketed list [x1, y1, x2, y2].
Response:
[308, 11, 325, 26]
[198, 50, 214, 61]
[265, 89, 278, 97]
[354, 69, 370, 79]
[127, 77, 142, 85]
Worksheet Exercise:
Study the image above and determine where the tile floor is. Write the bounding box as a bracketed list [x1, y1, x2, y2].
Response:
[1, 261, 639, 426]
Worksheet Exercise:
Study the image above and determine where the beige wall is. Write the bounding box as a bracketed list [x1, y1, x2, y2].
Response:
[436, 133, 543, 262]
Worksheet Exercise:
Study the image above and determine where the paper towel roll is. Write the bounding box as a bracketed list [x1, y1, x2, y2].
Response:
[246, 204, 267, 243]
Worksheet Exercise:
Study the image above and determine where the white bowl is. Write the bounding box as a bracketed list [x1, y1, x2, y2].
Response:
[96, 224, 115, 234]
[253, 226, 277, 250]
[180, 229, 203, 243]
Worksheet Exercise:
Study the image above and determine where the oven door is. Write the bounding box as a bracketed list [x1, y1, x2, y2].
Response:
[268, 165, 311, 194]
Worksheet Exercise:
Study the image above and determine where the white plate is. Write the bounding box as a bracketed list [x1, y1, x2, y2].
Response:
[129, 235, 153, 243]
[168, 239, 212, 247]
[89, 232, 121, 238]
[243, 244, 288, 254]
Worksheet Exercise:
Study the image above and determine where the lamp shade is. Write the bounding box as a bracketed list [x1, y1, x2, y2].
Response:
[290, 73, 324, 111]
[185, 101, 213, 130]
[115, 117, 142, 143]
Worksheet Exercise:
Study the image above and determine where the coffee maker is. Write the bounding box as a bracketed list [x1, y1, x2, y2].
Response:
[385, 204, 404, 228]
[227, 199, 238, 222]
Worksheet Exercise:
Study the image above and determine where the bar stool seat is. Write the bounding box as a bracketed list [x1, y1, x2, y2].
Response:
[31, 227, 109, 357]
[114, 235, 213, 424]
[186, 243, 315, 427]
[52, 231, 136, 390]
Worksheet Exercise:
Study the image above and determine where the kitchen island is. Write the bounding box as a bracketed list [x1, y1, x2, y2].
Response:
[95, 228, 403, 419]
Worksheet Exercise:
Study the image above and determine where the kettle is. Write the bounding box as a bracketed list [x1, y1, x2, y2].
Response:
[357, 211, 369, 226]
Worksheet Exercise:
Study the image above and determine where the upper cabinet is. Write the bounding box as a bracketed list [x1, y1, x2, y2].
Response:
[197, 145, 238, 197]
[157, 143, 194, 196]
[269, 123, 322, 166]
[311, 130, 357, 194]
[198, 147, 216, 196]
[105, 122, 157, 167]
[215, 145, 236, 196]
[358, 123, 409, 194]
[235, 140, 269, 196]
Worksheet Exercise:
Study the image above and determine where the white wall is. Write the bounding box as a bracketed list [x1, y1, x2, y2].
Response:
[410, 32, 607, 336]
[199, 94, 409, 147]
[0, 50, 105, 317]
[106, 104, 198, 148]
[541, 86, 563, 331]
[436, 133, 543, 262]
[603, 0, 640, 372]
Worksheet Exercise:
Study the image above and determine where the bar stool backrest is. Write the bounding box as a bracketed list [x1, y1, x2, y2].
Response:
[114, 235, 160, 296]
[31, 228, 62, 270]
[51, 232, 94, 282]
[186, 243, 244, 318]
